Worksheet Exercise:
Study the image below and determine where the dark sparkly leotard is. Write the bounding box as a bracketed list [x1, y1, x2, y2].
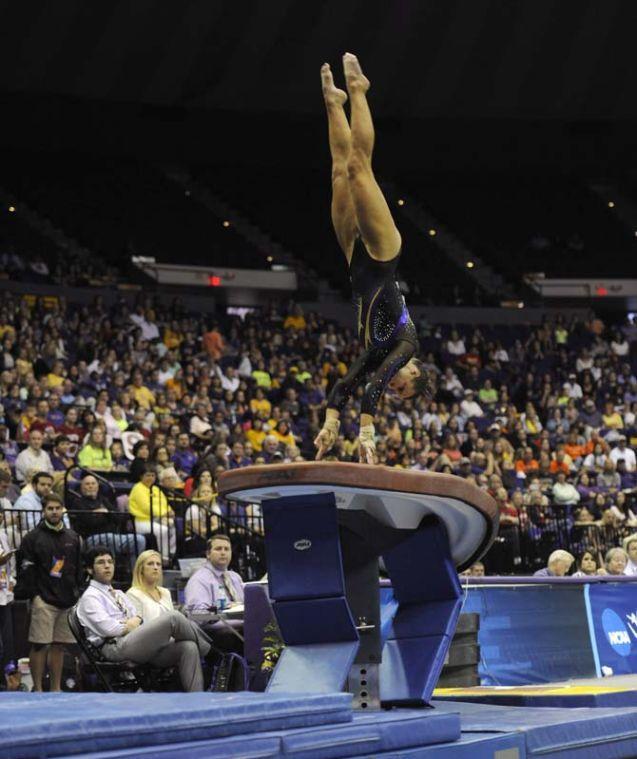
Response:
[327, 240, 417, 416]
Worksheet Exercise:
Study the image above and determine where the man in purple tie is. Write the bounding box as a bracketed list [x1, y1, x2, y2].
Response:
[184, 535, 244, 659]
[184, 535, 244, 611]
[77, 546, 211, 691]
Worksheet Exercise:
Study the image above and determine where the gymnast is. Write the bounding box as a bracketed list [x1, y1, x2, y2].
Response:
[315, 53, 431, 465]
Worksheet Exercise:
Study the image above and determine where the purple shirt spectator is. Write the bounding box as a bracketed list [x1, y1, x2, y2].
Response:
[184, 562, 244, 610]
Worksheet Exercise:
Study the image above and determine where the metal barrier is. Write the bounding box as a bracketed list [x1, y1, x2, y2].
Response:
[487, 503, 637, 574]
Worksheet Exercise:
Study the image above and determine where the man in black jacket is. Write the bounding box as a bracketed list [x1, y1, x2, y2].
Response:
[16, 493, 82, 691]
[72, 474, 144, 570]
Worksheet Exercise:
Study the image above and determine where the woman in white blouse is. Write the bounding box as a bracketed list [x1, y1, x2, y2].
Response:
[126, 550, 174, 621]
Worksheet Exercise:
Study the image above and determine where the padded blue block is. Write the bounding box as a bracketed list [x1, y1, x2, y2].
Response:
[361, 731, 526, 758]
[77, 707, 461, 759]
[380, 636, 451, 704]
[267, 642, 359, 694]
[433, 700, 637, 758]
[264, 493, 346, 601]
[385, 599, 462, 640]
[0, 692, 352, 758]
[383, 520, 461, 605]
[274, 595, 358, 645]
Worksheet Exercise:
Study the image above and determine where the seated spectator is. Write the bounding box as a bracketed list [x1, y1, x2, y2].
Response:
[73, 473, 144, 570]
[533, 549, 575, 577]
[228, 441, 252, 470]
[50, 435, 76, 473]
[13, 471, 54, 532]
[189, 403, 213, 444]
[129, 440, 151, 483]
[110, 440, 129, 472]
[184, 535, 244, 656]
[610, 435, 636, 472]
[185, 535, 244, 610]
[78, 427, 113, 472]
[171, 433, 197, 478]
[597, 460, 621, 493]
[128, 464, 176, 565]
[126, 550, 174, 620]
[460, 389, 483, 419]
[552, 472, 581, 506]
[261, 435, 283, 464]
[572, 550, 603, 577]
[515, 447, 539, 475]
[618, 532, 637, 577]
[14, 430, 53, 485]
[77, 546, 210, 692]
[602, 401, 624, 431]
[604, 547, 628, 576]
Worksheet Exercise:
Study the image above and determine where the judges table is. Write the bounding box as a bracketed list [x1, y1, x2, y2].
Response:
[219, 462, 497, 708]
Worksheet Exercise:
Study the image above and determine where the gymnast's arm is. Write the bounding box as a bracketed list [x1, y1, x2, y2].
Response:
[314, 350, 376, 460]
[358, 340, 416, 463]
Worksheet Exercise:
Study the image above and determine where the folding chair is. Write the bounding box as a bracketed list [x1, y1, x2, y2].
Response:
[67, 606, 176, 692]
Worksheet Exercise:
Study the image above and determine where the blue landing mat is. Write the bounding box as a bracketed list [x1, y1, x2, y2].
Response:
[433, 700, 637, 758]
[436, 690, 637, 709]
[74, 708, 461, 759]
[0, 692, 352, 758]
[359, 732, 527, 758]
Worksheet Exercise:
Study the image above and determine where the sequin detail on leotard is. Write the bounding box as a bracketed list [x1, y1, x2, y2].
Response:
[326, 241, 418, 416]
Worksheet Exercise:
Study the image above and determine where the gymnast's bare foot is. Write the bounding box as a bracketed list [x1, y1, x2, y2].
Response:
[343, 52, 370, 94]
[321, 63, 347, 107]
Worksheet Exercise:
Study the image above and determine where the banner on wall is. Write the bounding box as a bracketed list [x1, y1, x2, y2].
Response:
[585, 583, 637, 677]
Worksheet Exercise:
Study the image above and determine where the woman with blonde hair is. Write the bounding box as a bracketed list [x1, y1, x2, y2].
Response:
[126, 550, 174, 621]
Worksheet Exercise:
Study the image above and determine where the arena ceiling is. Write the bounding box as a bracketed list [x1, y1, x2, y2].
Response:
[0, 0, 636, 121]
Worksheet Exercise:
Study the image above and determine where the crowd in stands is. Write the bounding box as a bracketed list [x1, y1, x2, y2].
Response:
[0, 288, 636, 690]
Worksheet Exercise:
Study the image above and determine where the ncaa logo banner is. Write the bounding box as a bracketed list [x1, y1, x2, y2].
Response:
[585, 583, 637, 676]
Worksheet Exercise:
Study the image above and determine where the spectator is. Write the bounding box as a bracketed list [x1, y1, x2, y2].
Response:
[172, 433, 197, 478]
[552, 472, 581, 506]
[128, 464, 176, 565]
[127, 440, 150, 484]
[0, 498, 16, 674]
[189, 403, 213, 444]
[77, 427, 113, 472]
[50, 435, 76, 473]
[604, 547, 628, 576]
[14, 494, 82, 692]
[533, 550, 575, 577]
[73, 473, 144, 570]
[184, 535, 244, 610]
[623, 535, 637, 576]
[126, 550, 174, 620]
[14, 430, 53, 484]
[572, 550, 602, 577]
[13, 472, 54, 532]
[76, 546, 210, 692]
[610, 436, 636, 472]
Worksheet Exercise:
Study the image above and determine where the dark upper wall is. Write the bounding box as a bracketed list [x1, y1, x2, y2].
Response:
[1, 0, 637, 121]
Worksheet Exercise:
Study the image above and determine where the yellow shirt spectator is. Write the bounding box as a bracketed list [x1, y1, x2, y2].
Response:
[128, 481, 172, 521]
[283, 314, 307, 331]
[250, 397, 272, 417]
[78, 444, 113, 471]
[246, 427, 266, 452]
[132, 384, 155, 410]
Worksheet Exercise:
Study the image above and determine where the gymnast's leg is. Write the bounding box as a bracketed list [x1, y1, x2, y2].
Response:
[343, 53, 401, 262]
[322, 62, 357, 262]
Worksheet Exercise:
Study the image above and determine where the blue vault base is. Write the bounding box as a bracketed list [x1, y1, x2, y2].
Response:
[4, 692, 637, 758]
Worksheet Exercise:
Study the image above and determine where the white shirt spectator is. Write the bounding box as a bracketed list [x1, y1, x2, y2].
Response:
[190, 415, 212, 438]
[611, 338, 629, 357]
[15, 447, 53, 484]
[610, 443, 636, 473]
[552, 481, 581, 506]
[461, 396, 484, 419]
[126, 586, 174, 622]
[563, 380, 583, 400]
[446, 339, 466, 356]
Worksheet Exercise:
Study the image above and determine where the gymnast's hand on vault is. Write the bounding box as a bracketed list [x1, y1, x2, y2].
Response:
[314, 418, 340, 460]
[358, 424, 376, 465]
